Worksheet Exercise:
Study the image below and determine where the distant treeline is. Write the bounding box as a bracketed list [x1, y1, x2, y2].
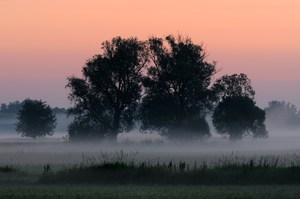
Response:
[265, 100, 300, 131]
[0, 100, 69, 134]
[0, 101, 66, 120]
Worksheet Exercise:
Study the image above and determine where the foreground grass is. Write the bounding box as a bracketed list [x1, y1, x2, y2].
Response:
[1, 185, 300, 199]
[0, 165, 38, 184]
[2, 152, 300, 198]
[0, 165, 17, 173]
[40, 159, 300, 185]
[2, 152, 300, 185]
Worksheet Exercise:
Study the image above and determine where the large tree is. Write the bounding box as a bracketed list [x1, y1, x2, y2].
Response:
[67, 37, 149, 141]
[140, 35, 216, 140]
[15, 99, 56, 139]
[212, 74, 268, 140]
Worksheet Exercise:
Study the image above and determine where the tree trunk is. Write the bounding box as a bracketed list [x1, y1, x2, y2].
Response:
[106, 132, 118, 142]
[107, 110, 121, 142]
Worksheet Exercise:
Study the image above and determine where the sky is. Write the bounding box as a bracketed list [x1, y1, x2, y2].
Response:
[0, 0, 299, 108]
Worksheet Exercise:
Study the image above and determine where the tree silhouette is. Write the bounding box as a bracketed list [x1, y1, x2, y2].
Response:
[15, 99, 56, 138]
[212, 73, 255, 101]
[0, 101, 24, 115]
[67, 37, 148, 141]
[213, 96, 267, 140]
[140, 35, 216, 140]
[212, 74, 267, 140]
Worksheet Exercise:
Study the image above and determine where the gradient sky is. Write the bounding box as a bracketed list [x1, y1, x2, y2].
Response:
[0, 0, 300, 108]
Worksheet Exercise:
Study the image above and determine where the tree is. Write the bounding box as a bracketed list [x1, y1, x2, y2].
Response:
[140, 35, 216, 140]
[67, 37, 148, 141]
[15, 99, 56, 138]
[212, 73, 255, 101]
[212, 96, 267, 140]
[0, 101, 24, 114]
[265, 100, 300, 130]
[67, 119, 104, 141]
[212, 74, 267, 140]
[0, 103, 7, 113]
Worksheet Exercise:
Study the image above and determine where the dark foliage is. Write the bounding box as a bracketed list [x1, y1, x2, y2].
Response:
[67, 37, 149, 141]
[15, 99, 57, 138]
[0, 101, 24, 114]
[67, 119, 105, 141]
[212, 74, 267, 140]
[212, 73, 255, 102]
[0, 101, 24, 119]
[213, 96, 268, 140]
[140, 35, 216, 140]
[0, 101, 65, 117]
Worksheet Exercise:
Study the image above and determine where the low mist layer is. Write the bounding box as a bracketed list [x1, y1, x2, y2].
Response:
[0, 136, 299, 168]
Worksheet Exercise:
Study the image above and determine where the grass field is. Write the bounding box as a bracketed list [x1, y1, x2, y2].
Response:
[0, 185, 300, 199]
[39, 156, 300, 185]
[1, 137, 300, 198]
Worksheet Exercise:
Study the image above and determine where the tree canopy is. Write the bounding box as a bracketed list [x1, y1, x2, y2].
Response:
[66, 35, 268, 142]
[212, 74, 267, 140]
[15, 99, 57, 139]
[67, 36, 149, 141]
[140, 35, 216, 140]
[212, 73, 255, 101]
[67, 118, 103, 141]
[212, 96, 267, 140]
[0, 101, 24, 116]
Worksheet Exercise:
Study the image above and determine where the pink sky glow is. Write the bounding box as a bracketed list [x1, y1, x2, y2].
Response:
[0, 0, 299, 108]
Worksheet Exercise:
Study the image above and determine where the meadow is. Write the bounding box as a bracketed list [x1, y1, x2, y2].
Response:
[1, 185, 300, 199]
[1, 136, 300, 198]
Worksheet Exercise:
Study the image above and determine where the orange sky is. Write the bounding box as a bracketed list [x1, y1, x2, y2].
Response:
[0, 0, 300, 107]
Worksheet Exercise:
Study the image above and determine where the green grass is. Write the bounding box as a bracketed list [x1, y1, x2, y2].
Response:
[0, 185, 300, 199]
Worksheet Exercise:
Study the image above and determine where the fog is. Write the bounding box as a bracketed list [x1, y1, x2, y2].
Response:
[1, 111, 300, 170]
[265, 120, 300, 137]
[0, 113, 72, 139]
[0, 134, 300, 170]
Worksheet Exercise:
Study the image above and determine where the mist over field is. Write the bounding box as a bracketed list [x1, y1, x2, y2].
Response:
[0, 113, 71, 138]
[0, 98, 299, 198]
[0, 129, 299, 170]
[0, 110, 299, 161]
